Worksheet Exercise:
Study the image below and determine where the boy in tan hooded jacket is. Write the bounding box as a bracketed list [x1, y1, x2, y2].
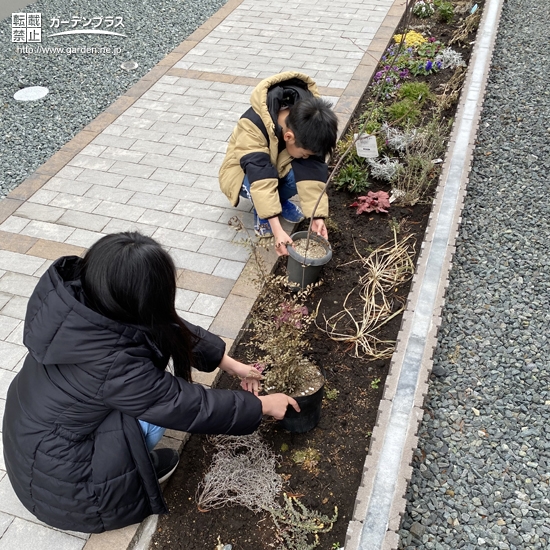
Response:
[219, 72, 338, 256]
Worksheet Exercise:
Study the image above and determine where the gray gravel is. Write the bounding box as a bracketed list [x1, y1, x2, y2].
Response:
[399, 1, 550, 549]
[0, 0, 227, 197]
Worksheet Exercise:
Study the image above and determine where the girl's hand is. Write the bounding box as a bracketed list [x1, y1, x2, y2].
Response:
[239, 368, 264, 395]
[258, 394, 300, 420]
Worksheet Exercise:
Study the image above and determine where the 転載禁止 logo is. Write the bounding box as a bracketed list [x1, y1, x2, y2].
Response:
[12, 12, 127, 43]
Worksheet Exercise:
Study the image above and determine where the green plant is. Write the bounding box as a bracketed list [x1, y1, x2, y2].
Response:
[291, 448, 321, 472]
[398, 81, 433, 106]
[434, 0, 454, 23]
[392, 117, 450, 205]
[412, 0, 435, 18]
[281, 443, 289, 452]
[370, 377, 381, 390]
[325, 388, 339, 400]
[269, 493, 338, 550]
[334, 159, 370, 194]
[386, 99, 421, 126]
[331, 543, 342, 549]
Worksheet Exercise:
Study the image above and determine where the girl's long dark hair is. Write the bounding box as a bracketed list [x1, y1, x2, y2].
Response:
[79, 232, 196, 381]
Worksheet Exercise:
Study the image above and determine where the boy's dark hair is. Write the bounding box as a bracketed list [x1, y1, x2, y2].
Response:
[285, 97, 338, 158]
[80, 232, 196, 381]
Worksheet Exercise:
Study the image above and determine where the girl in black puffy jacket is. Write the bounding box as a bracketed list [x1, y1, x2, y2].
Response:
[3, 232, 298, 533]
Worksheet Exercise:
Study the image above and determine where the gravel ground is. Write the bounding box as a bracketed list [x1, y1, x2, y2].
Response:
[0, 0, 227, 197]
[399, 1, 550, 549]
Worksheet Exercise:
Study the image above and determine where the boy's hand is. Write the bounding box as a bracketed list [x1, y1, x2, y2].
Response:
[311, 219, 328, 241]
[272, 229, 293, 257]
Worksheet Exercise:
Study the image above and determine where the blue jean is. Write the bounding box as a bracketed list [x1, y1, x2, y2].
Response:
[139, 420, 166, 452]
[240, 169, 298, 221]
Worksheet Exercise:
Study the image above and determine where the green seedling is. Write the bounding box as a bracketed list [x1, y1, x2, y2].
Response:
[325, 388, 340, 400]
[370, 378, 381, 390]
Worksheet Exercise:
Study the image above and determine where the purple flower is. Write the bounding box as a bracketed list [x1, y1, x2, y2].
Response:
[425, 60, 433, 71]
[436, 61, 442, 69]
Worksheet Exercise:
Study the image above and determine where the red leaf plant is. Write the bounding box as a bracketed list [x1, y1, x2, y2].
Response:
[350, 191, 391, 214]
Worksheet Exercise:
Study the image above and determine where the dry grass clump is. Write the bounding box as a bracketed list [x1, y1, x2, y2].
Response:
[196, 433, 282, 513]
[319, 230, 415, 359]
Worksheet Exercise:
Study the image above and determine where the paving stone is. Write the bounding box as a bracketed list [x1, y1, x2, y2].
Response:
[0, 368, 17, 399]
[15, 202, 65, 224]
[172, 201, 225, 222]
[92, 133, 137, 149]
[129, 140, 175, 156]
[0, 250, 46, 276]
[1, 296, 29, 321]
[101, 218, 157, 237]
[32, 259, 53, 278]
[169, 248, 219, 275]
[0, 273, 39, 298]
[175, 288, 198, 311]
[148, 167, 191, 185]
[139, 153, 186, 171]
[27, 189, 59, 205]
[0, 511, 13, 538]
[0, 315, 20, 340]
[92, 201, 145, 222]
[0, 517, 86, 550]
[83, 524, 138, 550]
[107, 161, 156, 179]
[79, 144, 106, 157]
[176, 269, 234, 298]
[212, 259, 246, 280]
[118, 176, 168, 195]
[5, 321, 23, 346]
[160, 184, 209, 203]
[127, 192, 178, 213]
[48, 193, 102, 213]
[57, 211, 111, 232]
[0, 216, 30, 234]
[20, 220, 76, 242]
[85, 185, 134, 204]
[0, 294, 10, 310]
[68, 155, 115, 171]
[99, 147, 145, 163]
[65, 229, 105, 249]
[75, 170, 125, 187]
[179, 310, 213, 330]
[152, 226, 203, 252]
[26, 240, 85, 261]
[137, 210, 191, 232]
[189, 293, 225, 317]
[197, 237, 249, 262]
[169, 146, 216, 163]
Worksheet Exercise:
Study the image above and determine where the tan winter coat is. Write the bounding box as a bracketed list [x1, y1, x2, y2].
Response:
[219, 72, 329, 220]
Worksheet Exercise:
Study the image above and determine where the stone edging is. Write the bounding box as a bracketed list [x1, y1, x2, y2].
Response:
[344, 1, 506, 548]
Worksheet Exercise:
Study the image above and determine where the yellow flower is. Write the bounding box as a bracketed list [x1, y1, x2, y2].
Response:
[393, 30, 427, 48]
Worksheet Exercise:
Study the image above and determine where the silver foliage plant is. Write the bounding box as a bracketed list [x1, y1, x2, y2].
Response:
[434, 47, 466, 69]
[366, 156, 401, 182]
[196, 433, 282, 513]
[381, 122, 418, 152]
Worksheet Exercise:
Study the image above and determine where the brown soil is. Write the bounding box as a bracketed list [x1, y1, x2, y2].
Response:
[151, 8, 482, 550]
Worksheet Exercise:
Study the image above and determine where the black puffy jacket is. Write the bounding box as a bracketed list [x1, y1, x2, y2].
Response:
[2, 256, 262, 533]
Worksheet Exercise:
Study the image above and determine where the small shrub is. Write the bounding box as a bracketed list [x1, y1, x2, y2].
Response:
[325, 388, 339, 400]
[398, 81, 433, 106]
[366, 156, 401, 182]
[334, 160, 370, 194]
[386, 99, 421, 126]
[435, 47, 466, 69]
[434, 0, 454, 23]
[413, 0, 435, 18]
[393, 30, 427, 48]
[350, 191, 391, 215]
[291, 448, 321, 473]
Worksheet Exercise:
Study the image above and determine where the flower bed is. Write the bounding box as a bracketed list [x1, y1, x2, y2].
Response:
[152, 3, 484, 549]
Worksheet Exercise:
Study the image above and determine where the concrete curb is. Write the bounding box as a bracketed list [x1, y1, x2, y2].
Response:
[344, 1, 506, 548]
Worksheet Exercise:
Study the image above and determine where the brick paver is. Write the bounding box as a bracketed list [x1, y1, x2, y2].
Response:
[0, 0, 407, 548]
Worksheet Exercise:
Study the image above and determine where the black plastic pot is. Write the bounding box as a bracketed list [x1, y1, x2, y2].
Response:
[286, 231, 332, 289]
[279, 381, 325, 433]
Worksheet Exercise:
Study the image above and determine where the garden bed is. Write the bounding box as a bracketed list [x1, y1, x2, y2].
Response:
[151, 3, 484, 549]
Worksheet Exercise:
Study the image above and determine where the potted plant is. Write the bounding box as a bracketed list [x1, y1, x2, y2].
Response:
[286, 231, 332, 289]
[247, 276, 325, 433]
